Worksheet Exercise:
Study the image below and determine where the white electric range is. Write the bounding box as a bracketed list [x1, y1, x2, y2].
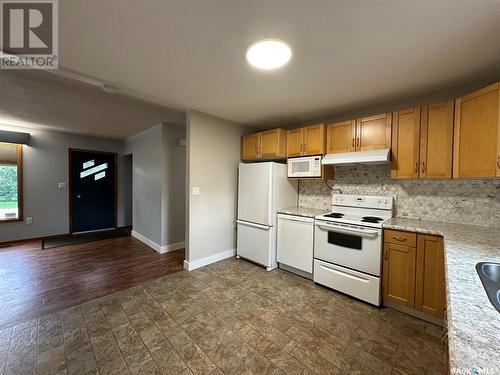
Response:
[313, 194, 394, 306]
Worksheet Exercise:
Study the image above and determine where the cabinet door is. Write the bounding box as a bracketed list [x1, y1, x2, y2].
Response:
[287, 128, 304, 157]
[383, 242, 416, 308]
[420, 101, 454, 179]
[415, 235, 445, 317]
[326, 120, 355, 154]
[261, 128, 286, 158]
[355, 113, 392, 151]
[303, 124, 326, 155]
[391, 108, 421, 179]
[454, 82, 500, 178]
[241, 132, 261, 160]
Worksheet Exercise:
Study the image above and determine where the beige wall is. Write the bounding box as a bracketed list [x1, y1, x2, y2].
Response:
[186, 111, 249, 264]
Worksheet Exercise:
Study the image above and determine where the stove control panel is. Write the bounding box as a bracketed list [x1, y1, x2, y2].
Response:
[332, 194, 393, 210]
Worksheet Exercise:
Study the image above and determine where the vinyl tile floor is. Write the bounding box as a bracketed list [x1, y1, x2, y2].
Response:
[0, 257, 444, 375]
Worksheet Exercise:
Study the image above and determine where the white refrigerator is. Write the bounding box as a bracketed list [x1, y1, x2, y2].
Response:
[236, 162, 298, 270]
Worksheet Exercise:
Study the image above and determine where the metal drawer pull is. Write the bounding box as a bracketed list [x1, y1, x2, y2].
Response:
[392, 236, 407, 242]
[316, 222, 379, 237]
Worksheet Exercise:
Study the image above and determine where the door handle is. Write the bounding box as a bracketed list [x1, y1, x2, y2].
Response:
[236, 220, 271, 230]
[76, 194, 82, 199]
[315, 222, 380, 237]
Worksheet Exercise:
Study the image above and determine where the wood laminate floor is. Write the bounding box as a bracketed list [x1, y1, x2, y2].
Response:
[0, 236, 185, 330]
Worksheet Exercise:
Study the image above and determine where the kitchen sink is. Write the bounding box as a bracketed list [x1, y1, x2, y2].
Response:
[476, 262, 500, 313]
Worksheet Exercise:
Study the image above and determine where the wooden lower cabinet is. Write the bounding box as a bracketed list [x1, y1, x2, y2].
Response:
[415, 235, 445, 317]
[383, 230, 445, 318]
[383, 242, 416, 307]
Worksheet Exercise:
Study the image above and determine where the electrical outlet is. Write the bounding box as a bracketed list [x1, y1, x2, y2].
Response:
[192, 187, 200, 196]
[25, 217, 33, 224]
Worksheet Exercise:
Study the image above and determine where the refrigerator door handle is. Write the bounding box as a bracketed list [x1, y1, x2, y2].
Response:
[237, 220, 271, 230]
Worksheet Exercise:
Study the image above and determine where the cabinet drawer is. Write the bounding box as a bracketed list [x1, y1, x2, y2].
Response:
[384, 229, 416, 247]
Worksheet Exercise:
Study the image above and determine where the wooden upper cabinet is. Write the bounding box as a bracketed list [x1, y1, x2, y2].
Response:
[303, 124, 326, 155]
[286, 124, 326, 157]
[356, 113, 392, 151]
[383, 242, 416, 308]
[241, 132, 261, 160]
[260, 128, 286, 159]
[326, 120, 355, 154]
[391, 107, 421, 179]
[420, 101, 454, 179]
[241, 128, 286, 161]
[454, 82, 500, 178]
[286, 128, 303, 157]
[415, 235, 445, 318]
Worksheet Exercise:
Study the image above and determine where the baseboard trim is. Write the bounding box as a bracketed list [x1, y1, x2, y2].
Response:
[160, 241, 185, 254]
[131, 230, 161, 252]
[132, 231, 185, 255]
[183, 248, 235, 271]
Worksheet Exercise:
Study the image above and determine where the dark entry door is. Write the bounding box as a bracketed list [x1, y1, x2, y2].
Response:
[69, 149, 117, 233]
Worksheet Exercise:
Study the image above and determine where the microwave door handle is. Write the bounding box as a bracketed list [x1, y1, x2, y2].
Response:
[315, 222, 379, 237]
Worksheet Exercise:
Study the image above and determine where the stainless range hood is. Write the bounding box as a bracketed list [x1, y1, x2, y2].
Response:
[322, 149, 391, 166]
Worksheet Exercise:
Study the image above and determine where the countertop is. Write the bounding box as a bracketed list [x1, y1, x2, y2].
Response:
[383, 218, 500, 371]
[277, 206, 329, 218]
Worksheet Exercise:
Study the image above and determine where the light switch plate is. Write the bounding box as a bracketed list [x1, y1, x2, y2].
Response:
[192, 187, 200, 196]
[58, 182, 67, 189]
[25, 217, 33, 224]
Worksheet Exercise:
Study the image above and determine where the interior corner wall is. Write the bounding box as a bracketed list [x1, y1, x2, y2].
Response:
[186, 110, 249, 264]
[161, 124, 186, 247]
[0, 125, 125, 243]
[123, 124, 163, 246]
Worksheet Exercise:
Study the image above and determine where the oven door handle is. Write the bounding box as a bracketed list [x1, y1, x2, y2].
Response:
[315, 222, 380, 237]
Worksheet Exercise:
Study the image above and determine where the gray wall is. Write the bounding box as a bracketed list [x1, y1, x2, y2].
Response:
[162, 124, 186, 246]
[123, 123, 186, 248]
[123, 124, 163, 245]
[186, 111, 249, 262]
[0, 125, 128, 242]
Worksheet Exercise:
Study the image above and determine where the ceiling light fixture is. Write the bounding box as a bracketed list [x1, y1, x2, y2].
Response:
[246, 39, 292, 70]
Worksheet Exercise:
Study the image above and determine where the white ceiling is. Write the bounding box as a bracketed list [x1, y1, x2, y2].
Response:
[56, 0, 500, 128]
[0, 70, 185, 139]
[5, 0, 500, 138]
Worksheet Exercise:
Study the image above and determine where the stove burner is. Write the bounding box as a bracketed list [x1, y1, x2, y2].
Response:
[325, 212, 344, 219]
[361, 216, 384, 223]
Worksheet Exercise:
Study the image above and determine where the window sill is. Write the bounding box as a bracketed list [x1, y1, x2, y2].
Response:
[0, 218, 23, 223]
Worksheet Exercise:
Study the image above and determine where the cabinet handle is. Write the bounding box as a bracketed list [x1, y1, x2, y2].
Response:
[384, 249, 388, 261]
[352, 138, 355, 148]
[392, 236, 407, 242]
[356, 138, 360, 147]
[414, 162, 418, 173]
[421, 162, 425, 174]
[497, 156, 500, 169]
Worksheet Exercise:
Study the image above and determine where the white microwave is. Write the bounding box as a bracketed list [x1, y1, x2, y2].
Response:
[288, 155, 322, 178]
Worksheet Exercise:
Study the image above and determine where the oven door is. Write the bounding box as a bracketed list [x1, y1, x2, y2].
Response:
[314, 220, 382, 276]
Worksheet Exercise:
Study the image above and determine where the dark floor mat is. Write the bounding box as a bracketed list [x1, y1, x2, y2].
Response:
[42, 229, 129, 249]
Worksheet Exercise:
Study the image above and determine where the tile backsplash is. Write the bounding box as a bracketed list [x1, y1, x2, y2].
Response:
[298, 165, 500, 227]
